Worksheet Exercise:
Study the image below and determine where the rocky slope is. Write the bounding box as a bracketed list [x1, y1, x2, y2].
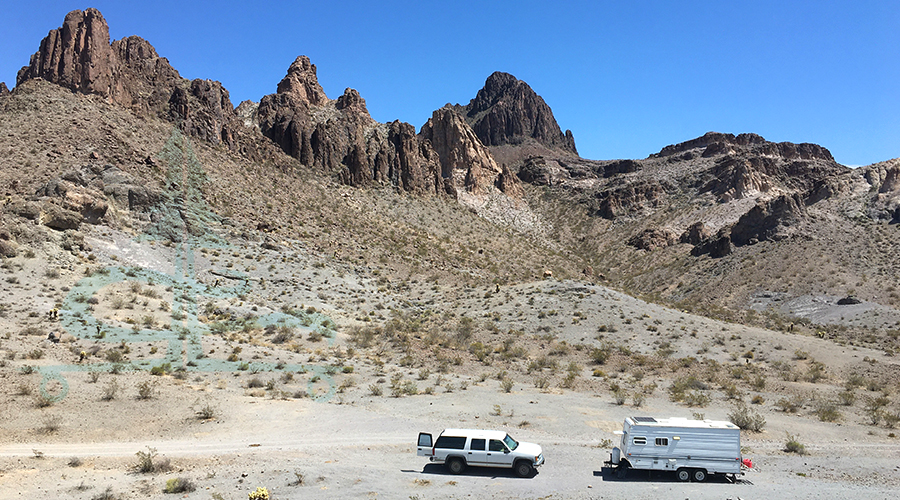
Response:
[5, 8, 900, 341]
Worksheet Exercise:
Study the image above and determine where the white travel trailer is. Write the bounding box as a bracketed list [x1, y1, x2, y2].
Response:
[607, 416, 748, 481]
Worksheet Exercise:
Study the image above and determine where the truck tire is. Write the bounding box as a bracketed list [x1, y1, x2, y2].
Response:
[447, 457, 466, 474]
[676, 468, 691, 482]
[514, 460, 534, 478]
[692, 469, 707, 482]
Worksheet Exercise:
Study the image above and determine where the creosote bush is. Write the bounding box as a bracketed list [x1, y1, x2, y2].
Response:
[783, 433, 807, 455]
[728, 402, 766, 431]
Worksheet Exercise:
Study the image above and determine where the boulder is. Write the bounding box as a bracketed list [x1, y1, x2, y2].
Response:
[36, 177, 108, 223]
[41, 203, 83, 230]
[691, 228, 733, 258]
[680, 222, 711, 245]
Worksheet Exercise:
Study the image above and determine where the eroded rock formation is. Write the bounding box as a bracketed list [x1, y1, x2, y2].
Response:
[460, 72, 577, 154]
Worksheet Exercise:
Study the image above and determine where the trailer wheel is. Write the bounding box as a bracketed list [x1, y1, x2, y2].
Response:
[692, 469, 707, 482]
[447, 457, 466, 474]
[615, 464, 629, 479]
[676, 468, 691, 482]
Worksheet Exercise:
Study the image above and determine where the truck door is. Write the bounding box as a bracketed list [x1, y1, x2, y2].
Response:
[486, 439, 514, 466]
[417, 433, 433, 457]
[467, 438, 488, 465]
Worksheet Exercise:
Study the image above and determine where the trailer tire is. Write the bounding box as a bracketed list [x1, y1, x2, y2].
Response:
[447, 457, 466, 474]
[692, 469, 707, 482]
[676, 468, 691, 482]
[615, 464, 629, 479]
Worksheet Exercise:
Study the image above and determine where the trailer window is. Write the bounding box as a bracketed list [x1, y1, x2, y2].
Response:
[632, 437, 647, 445]
[655, 438, 668, 446]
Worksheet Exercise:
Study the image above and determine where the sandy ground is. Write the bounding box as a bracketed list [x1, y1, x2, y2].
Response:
[1, 225, 899, 500]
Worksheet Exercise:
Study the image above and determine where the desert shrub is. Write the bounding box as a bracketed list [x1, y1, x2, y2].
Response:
[150, 363, 171, 376]
[247, 377, 265, 389]
[683, 390, 712, 407]
[39, 414, 62, 434]
[815, 401, 841, 422]
[193, 399, 217, 420]
[775, 393, 805, 413]
[783, 433, 807, 455]
[500, 377, 515, 393]
[101, 379, 120, 401]
[27, 349, 44, 360]
[837, 390, 856, 406]
[590, 345, 611, 364]
[68, 456, 83, 467]
[34, 393, 54, 408]
[728, 402, 766, 431]
[88, 371, 101, 383]
[134, 447, 171, 473]
[105, 349, 124, 363]
[669, 375, 709, 402]
[864, 396, 891, 425]
[368, 383, 383, 396]
[163, 477, 196, 494]
[91, 486, 119, 500]
[136, 380, 157, 400]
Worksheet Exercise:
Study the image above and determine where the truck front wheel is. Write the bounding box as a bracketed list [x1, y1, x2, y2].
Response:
[676, 468, 691, 482]
[514, 460, 534, 478]
[447, 458, 466, 474]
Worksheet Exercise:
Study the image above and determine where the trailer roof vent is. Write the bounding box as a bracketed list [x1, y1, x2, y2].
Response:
[633, 416, 657, 423]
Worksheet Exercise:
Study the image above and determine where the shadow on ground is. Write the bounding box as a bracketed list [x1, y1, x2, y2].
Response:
[402, 464, 538, 479]
[594, 466, 751, 484]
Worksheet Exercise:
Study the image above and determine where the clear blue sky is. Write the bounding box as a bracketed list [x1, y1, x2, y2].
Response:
[2, 1, 897, 166]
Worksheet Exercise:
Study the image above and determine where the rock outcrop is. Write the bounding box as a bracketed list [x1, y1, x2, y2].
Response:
[258, 57, 522, 198]
[17, 9, 237, 146]
[628, 228, 678, 251]
[730, 193, 806, 245]
[0, 82, 9, 96]
[257, 56, 443, 194]
[460, 72, 577, 154]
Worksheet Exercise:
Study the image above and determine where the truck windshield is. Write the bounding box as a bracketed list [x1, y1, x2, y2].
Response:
[503, 434, 519, 451]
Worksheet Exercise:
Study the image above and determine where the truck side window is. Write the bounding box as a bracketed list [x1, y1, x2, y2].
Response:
[434, 436, 467, 449]
[489, 439, 506, 452]
[655, 438, 668, 446]
[632, 437, 647, 445]
[470, 439, 486, 451]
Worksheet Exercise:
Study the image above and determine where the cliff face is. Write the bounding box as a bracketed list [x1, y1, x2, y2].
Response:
[256, 57, 523, 199]
[461, 72, 577, 154]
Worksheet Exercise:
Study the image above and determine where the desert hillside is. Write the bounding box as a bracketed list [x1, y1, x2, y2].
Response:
[0, 8, 898, 500]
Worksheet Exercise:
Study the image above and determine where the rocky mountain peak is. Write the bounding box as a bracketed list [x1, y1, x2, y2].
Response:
[17, 8, 114, 96]
[462, 72, 577, 154]
[275, 56, 329, 106]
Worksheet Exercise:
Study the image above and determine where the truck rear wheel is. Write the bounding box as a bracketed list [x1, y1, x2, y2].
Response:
[447, 457, 466, 474]
[676, 468, 691, 482]
[692, 469, 707, 482]
[514, 460, 534, 478]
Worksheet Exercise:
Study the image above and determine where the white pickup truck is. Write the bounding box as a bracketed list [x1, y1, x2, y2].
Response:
[417, 428, 544, 477]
